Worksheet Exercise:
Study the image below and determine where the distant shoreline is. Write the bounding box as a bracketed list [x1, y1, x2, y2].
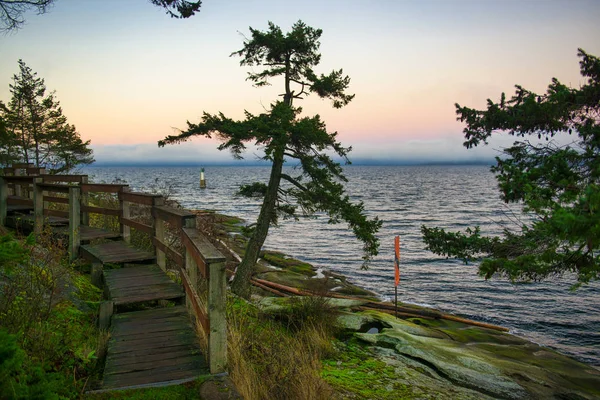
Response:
[87, 161, 494, 168]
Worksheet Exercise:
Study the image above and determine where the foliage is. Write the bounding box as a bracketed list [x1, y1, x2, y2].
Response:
[0, 232, 101, 397]
[149, 0, 202, 19]
[0, 0, 54, 31]
[422, 49, 600, 287]
[159, 20, 381, 297]
[0, 59, 94, 172]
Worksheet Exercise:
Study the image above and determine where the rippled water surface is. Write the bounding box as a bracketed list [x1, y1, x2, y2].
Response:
[84, 165, 600, 366]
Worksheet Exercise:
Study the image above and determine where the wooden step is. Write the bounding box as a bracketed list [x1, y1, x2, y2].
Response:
[80, 241, 155, 264]
[104, 264, 184, 306]
[54, 225, 122, 241]
[101, 305, 208, 390]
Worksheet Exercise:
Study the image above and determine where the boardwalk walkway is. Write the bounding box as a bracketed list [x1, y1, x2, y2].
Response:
[0, 165, 228, 392]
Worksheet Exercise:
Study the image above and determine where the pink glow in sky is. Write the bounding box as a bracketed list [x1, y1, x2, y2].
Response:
[1, 0, 599, 164]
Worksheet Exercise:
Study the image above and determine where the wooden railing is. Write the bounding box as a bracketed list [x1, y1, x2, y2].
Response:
[0, 168, 228, 374]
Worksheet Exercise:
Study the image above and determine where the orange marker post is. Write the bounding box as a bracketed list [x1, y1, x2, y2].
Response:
[394, 236, 400, 318]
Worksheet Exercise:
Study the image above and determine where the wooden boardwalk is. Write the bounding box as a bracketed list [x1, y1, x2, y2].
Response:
[103, 306, 208, 390]
[0, 166, 228, 392]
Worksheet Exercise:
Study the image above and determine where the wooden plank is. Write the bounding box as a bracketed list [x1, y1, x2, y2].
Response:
[120, 218, 153, 235]
[44, 209, 69, 218]
[81, 205, 121, 216]
[41, 174, 87, 183]
[0, 175, 35, 184]
[7, 196, 34, 206]
[102, 361, 207, 389]
[68, 186, 81, 262]
[119, 191, 161, 205]
[43, 195, 69, 204]
[180, 268, 209, 335]
[11, 163, 34, 168]
[106, 348, 199, 367]
[80, 183, 128, 193]
[182, 230, 208, 279]
[36, 183, 70, 193]
[182, 227, 226, 264]
[208, 261, 227, 374]
[153, 238, 184, 267]
[153, 205, 195, 228]
[80, 241, 155, 264]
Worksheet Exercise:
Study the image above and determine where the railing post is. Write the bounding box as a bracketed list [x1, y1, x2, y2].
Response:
[208, 259, 227, 374]
[0, 177, 7, 226]
[68, 186, 81, 261]
[80, 176, 89, 226]
[120, 187, 131, 244]
[183, 219, 197, 312]
[13, 166, 22, 198]
[153, 197, 166, 271]
[33, 177, 44, 235]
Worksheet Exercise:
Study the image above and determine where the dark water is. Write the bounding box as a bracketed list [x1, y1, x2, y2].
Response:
[83, 165, 600, 367]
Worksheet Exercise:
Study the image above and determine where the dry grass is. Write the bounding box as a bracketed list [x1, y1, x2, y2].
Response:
[227, 296, 339, 400]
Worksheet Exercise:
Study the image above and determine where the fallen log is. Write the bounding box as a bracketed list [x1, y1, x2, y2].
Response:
[250, 277, 509, 332]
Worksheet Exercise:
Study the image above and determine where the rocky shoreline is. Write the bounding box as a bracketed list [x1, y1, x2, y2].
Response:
[197, 210, 600, 399]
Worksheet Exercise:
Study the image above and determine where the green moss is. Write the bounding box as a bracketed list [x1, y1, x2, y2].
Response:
[261, 251, 316, 277]
[322, 339, 414, 399]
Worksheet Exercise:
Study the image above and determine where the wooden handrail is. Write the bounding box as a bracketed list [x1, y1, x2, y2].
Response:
[81, 183, 128, 193]
[153, 205, 196, 228]
[0, 164, 228, 374]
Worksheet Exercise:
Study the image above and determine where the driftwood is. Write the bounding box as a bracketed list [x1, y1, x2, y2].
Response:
[250, 277, 509, 332]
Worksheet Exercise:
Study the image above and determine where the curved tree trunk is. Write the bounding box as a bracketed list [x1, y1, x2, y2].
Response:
[231, 147, 285, 298]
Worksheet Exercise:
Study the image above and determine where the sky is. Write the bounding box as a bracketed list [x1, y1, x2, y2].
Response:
[1, 0, 599, 165]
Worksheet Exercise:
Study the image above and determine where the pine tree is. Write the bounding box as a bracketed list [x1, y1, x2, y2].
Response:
[422, 49, 600, 288]
[1, 60, 94, 172]
[160, 21, 381, 297]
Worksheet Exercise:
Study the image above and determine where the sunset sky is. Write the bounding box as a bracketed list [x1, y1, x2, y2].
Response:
[1, 0, 599, 165]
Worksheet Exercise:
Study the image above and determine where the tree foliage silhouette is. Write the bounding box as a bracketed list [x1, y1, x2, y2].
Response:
[160, 21, 381, 297]
[0, 59, 94, 172]
[422, 49, 600, 288]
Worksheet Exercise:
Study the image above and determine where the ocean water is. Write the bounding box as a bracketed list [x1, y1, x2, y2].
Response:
[83, 165, 600, 367]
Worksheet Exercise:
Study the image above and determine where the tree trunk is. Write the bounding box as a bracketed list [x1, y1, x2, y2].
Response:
[231, 147, 285, 298]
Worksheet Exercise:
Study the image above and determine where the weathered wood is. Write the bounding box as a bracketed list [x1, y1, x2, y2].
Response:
[68, 186, 81, 262]
[13, 167, 22, 197]
[208, 261, 227, 374]
[119, 191, 161, 205]
[99, 301, 114, 330]
[44, 209, 69, 218]
[80, 183, 128, 193]
[33, 178, 43, 235]
[153, 205, 195, 228]
[11, 162, 34, 168]
[80, 242, 156, 264]
[0, 177, 7, 226]
[101, 305, 208, 390]
[153, 238, 184, 268]
[103, 264, 184, 306]
[43, 195, 69, 204]
[91, 262, 103, 287]
[120, 187, 130, 243]
[81, 205, 121, 217]
[120, 218, 153, 236]
[36, 183, 70, 194]
[41, 174, 87, 183]
[181, 267, 210, 336]
[181, 227, 226, 264]
[81, 176, 89, 226]
[0, 175, 35, 184]
[54, 225, 120, 241]
[153, 197, 166, 271]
